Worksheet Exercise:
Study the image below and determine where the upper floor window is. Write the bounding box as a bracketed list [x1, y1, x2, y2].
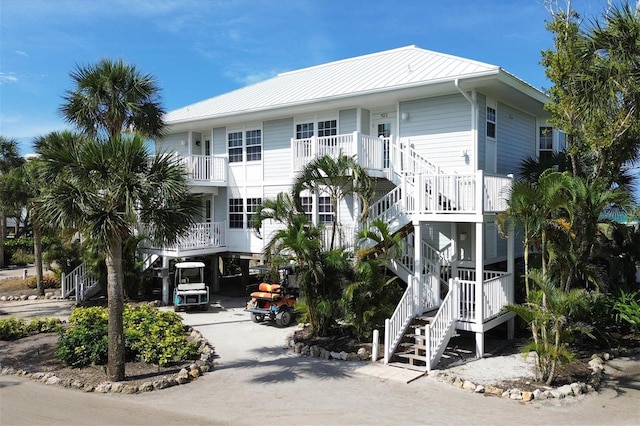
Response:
[300, 196, 313, 222]
[318, 196, 334, 223]
[318, 120, 337, 137]
[539, 126, 554, 162]
[228, 129, 262, 163]
[228, 132, 243, 163]
[486, 106, 496, 139]
[296, 123, 314, 139]
[245, 130, 262, 161]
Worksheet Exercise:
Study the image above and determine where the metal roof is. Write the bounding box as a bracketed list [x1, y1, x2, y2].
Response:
[165, 46, 525, 124]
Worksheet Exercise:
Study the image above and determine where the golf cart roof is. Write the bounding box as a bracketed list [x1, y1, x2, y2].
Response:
[175, 262, 206, 269]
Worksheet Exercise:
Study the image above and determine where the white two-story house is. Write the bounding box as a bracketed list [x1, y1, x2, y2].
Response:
[140, 46, 563, 371]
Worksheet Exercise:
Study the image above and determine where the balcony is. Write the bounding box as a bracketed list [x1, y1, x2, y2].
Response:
[139, 221, 226, 257]
[177, 154, 227, 185]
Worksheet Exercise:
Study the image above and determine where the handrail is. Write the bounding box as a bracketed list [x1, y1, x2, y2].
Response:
[424, 278, 460, 371]
[384, 276, 418, 364]
[61, 262, 98, 302]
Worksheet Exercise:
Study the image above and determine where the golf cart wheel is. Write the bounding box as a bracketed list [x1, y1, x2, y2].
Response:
[251, 313, 265, 323]
[200, 304, 209, 312]
[275, 310, 293, 327]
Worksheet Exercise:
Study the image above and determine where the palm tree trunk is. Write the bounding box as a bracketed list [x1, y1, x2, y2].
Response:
[0, 213, 5, 269]
[106, 238, 125, 382]
[33, 219, 44, 296]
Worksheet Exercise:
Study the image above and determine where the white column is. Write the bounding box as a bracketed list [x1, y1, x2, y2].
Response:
[162, 256, 170, 306]
[414, 222, 423, 312]
[475, 221, 484, 358]
[507, 224, 515, 340]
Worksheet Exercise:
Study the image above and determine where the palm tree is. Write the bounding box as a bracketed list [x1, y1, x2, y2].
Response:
[1, 158, 48, 294]
[60, 59, 165, 139]
[292, 154, 373, 250]
[0, 136, 25, 269]
[36, 131, 200, 381]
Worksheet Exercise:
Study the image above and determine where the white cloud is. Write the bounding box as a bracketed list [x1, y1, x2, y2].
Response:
[0, 72, 18, 84]
[15, 50, 28, 57]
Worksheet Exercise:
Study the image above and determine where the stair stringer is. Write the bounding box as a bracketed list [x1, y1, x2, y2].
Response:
[424, 278, 460, 371]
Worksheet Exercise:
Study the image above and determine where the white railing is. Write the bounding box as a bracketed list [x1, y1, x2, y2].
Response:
[61, 262, 98, 302]
[178, 155, 227, 182]
[424, 278, 460, 371]
[389, 138, 441, 177]
[483, 272, 513, 319]
[171, 221, 226, 250]
[384, 276, 419, 364]
[320, 225, 356, 251]
[291, 132, 388, 173]
[484, 173, 512, 212]
[417, 174, 476, 213]
[457, 269, 510, 322]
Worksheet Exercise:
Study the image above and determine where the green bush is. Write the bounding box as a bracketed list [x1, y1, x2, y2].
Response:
[0, 317, 63, 340]
[57, 307, 109, 367]
[0, 318, 26, 340]
[26, 275, 61, 289]
[57, 304, 197, 368]
[612, 290, 640, 334]
[10, 249, 34, 266]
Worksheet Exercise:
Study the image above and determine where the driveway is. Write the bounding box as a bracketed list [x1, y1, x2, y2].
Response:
[1, 296, 640, 425]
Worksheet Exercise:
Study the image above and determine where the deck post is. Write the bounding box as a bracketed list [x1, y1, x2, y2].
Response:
[383, 319, 390, 364]
[475, 220, 484, 358]
[162, 256, 170, 305]
[413, 222, 423, 311]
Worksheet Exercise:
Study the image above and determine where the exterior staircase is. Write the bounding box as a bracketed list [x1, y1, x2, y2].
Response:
[61, 262, 100, 302]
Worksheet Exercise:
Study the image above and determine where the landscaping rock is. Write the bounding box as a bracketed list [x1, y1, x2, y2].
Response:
[522, 391, 534, 402]
[462, 380, 476, 391]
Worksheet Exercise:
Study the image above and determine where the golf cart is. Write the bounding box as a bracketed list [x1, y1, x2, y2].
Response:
[245, 265, 298, 327]
[173, 261, 209, 311]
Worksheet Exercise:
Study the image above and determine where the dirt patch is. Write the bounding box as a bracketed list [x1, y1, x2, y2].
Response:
[0, 332, 200, 388]
[293, 325, 371, 353]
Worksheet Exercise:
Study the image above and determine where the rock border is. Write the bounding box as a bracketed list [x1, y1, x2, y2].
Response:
[428, 352, 615, 402]
[286, 333, 371, 362]
[0, 326, 216, 394]
[0, 292, 64, 301]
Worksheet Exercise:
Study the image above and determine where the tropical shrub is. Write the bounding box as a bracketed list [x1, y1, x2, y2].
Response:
[611, 290, 640, 334]
[0, 317, 63, 340]
[57, 304, 197, 367]
[10, 249, 34, 266]
[26, 274, 60, 289]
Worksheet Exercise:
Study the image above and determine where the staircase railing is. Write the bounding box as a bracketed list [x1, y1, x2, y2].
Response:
[384, 275, 420, 364]
[61, 262, 99, 302]
[424, 278, 460, 371]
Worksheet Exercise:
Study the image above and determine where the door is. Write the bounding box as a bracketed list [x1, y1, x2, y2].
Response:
[372, 113, 394, 169]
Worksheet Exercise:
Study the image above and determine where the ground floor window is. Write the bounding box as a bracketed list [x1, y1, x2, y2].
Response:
[229, 198, 244, 228]
[318, 196, 334, 223]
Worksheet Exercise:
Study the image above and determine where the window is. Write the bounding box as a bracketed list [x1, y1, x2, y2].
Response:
[228, 129, 262, 163]
[245, 130, 262, 161]
[228, 132, 243, 163]
[205, 199, 211, 223]
[318, 196, 334, 223]
[246, 197, 262, 228]
[486, 107, 496, 139]
[296, 122, 314, 139]
[318, 120, 337, 137]
[539, 126, 553, 161]
[229, 198, 244, 228]
[300, 196, 313, 222]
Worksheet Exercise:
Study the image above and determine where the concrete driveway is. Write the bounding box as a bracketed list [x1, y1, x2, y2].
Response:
[2, 296, 640, 425]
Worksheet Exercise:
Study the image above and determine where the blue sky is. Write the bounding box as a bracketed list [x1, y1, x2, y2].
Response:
[0, 0, 613, 156]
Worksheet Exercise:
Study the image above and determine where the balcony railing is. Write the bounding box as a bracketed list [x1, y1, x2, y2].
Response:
[291, 131, 387, 173]
[178, 154, 227, 183]
[140, 221, 226, 253]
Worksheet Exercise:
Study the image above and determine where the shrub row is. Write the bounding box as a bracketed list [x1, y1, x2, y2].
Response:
[57, 304, 198, 368]
[0, 317, 63, 340]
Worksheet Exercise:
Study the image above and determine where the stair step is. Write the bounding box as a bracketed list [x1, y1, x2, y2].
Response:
[406, 333, 427, 340]
[398, 343, 426, 351]
[387, 362, 426, 372]
[397, 353, 427, 362]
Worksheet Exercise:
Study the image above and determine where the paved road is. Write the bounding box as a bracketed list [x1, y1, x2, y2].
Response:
[1, 297, 639, 425]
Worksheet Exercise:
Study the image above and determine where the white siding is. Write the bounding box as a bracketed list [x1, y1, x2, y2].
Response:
[156, 132, 189, 156]
[263, 117, 294, 185]
[339, 109, 357, 133]
[360, 108, 370, 134]
[399, 94, 473, 173]
[496, 102, 536, 176]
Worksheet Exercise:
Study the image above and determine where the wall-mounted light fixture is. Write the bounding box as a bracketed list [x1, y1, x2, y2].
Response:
[459, 232, 468, 241]
[401, 112, 410, 121]
[180, 140, 186, 146]
[195, 140, 201, 146]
